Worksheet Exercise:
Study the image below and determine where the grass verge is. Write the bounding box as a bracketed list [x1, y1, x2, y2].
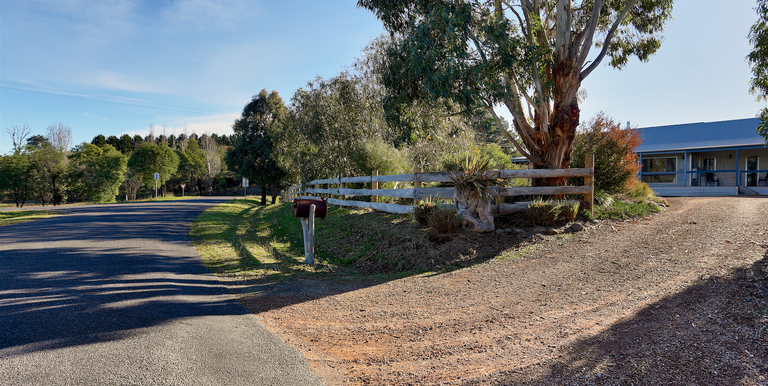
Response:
[0, 210, 60, 227]
[191, 193, 668, 282]
[190, 199, 395, 281]
[191, 199, 528, 281]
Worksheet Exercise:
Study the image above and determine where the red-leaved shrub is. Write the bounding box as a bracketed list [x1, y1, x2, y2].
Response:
[570, 112, 642, 194]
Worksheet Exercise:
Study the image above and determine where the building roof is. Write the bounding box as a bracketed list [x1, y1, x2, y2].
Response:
[635, 118, 765, 153]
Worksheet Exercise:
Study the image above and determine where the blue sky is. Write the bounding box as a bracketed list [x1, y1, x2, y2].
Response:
[1, 0, 764, 155]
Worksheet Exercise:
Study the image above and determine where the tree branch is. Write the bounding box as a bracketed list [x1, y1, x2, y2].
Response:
[575, 0, 605, 69]
[484, 103, 532, 160]
[580, 0, 641, 80]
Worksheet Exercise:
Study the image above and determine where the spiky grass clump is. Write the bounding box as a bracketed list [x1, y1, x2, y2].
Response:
[526, 199, 555, 225]
[414, 202, 436, 226]
[428, 208, 462, 234]
[525, 199, 580, 226]
[559, 201, 580, 223]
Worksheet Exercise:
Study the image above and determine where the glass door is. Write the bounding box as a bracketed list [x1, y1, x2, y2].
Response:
[746, 156, 758, 186]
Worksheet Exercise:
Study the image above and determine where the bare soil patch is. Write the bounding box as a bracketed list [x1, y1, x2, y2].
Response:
[239, 197, 768, 385]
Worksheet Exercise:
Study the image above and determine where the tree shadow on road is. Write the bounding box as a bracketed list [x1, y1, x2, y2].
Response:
[0, 198, 250, 355]
[0, 245, 249, 355]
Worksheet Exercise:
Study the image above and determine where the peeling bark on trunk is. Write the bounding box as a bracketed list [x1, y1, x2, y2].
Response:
[530, 50, 581, 187]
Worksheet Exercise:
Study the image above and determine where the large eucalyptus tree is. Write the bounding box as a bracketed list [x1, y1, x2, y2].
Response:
[358, 0, 674, 182]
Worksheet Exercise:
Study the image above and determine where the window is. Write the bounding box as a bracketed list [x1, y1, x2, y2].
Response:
[642, 157, 677, 183]
[703, 158, 716, 171]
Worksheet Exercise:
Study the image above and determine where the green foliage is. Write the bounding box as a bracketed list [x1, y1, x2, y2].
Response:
[428, 208, 462, 234]
[354, 137, 410, 176]
[570, 113, 642, 194]
[119, 134, 135, 154]
[228, 89, 289, 204]
[749, 0, 768, 143]
[91, 134, 107, 148]
[407, 120, 479, 173]
[0, 154, 34, 207]
[26, 134, 49, 149]
[28, 143, 67, 206]
[68, 143, 128, 203]
[127, 142, 180, 190]
[177, 137, 206, 191]
[278, 74, 381, 182]
[480, 144, 512, 170]
[357, 0, 673, 170]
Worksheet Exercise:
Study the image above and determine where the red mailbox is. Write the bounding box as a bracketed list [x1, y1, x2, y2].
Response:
[291, 198, 327, 219]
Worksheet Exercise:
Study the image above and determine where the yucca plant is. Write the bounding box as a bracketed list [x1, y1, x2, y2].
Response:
[449, 153, 504, 232]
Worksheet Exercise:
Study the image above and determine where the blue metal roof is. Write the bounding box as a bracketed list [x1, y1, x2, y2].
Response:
[635, 118, 765, 153]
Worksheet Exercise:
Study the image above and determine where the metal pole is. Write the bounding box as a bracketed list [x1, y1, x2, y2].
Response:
[155, 179, 158, 199]
[306, 204, 316, 265]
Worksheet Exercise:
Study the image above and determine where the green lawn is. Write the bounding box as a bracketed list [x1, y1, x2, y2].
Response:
[191, 199, 342, 281]
[0, 210, 61, 227]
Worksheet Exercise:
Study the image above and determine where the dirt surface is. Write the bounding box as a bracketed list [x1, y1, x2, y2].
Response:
[239, 197, 768, 385]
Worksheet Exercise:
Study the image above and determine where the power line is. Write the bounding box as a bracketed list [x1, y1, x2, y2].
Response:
[0, 80, 226, 116]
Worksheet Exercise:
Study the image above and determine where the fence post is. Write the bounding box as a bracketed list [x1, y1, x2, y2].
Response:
[585, 154, 595, 215]
[414, 167, 423, 205]
[495, 163, 505, 205]
[372, 170, 379, 203]
[339, 173, 345, 201]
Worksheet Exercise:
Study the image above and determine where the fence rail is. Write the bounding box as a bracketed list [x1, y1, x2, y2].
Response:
[284, 155, 595, 215]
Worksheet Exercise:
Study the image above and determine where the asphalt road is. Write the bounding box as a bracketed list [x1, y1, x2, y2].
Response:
[0, 198, 323, 386]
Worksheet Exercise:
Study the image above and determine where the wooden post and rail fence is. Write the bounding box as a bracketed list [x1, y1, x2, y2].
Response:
[284, 154, 595, 216]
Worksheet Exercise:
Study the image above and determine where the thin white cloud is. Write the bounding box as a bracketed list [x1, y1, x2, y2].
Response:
[160, 0, 256, 30]
[90, 71, 165, 94]
[182, 112, 238, 136]
[120, 112, 238, 139]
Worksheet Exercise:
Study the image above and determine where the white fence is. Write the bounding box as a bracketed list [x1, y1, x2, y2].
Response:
[283, 156, 595, 215]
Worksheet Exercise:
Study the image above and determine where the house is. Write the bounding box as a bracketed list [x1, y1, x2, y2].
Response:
[636, 118, 768, 196]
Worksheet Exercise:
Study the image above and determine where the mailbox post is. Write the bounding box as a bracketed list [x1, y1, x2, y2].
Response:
[291, 198, 327, 265]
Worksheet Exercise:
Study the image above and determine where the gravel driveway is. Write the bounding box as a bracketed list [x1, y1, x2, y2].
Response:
[0, 198, 322, 386]
[244, 197, 768, 385]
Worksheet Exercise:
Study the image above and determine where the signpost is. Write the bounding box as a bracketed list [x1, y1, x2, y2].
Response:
[242, 177, 249, 198]
[154, 173, 160, 198]
[180, 183, 186, 197]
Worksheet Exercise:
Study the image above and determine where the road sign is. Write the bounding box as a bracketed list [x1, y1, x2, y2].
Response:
[242, 177, 249, 187]
[154, 173, 160, 180]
